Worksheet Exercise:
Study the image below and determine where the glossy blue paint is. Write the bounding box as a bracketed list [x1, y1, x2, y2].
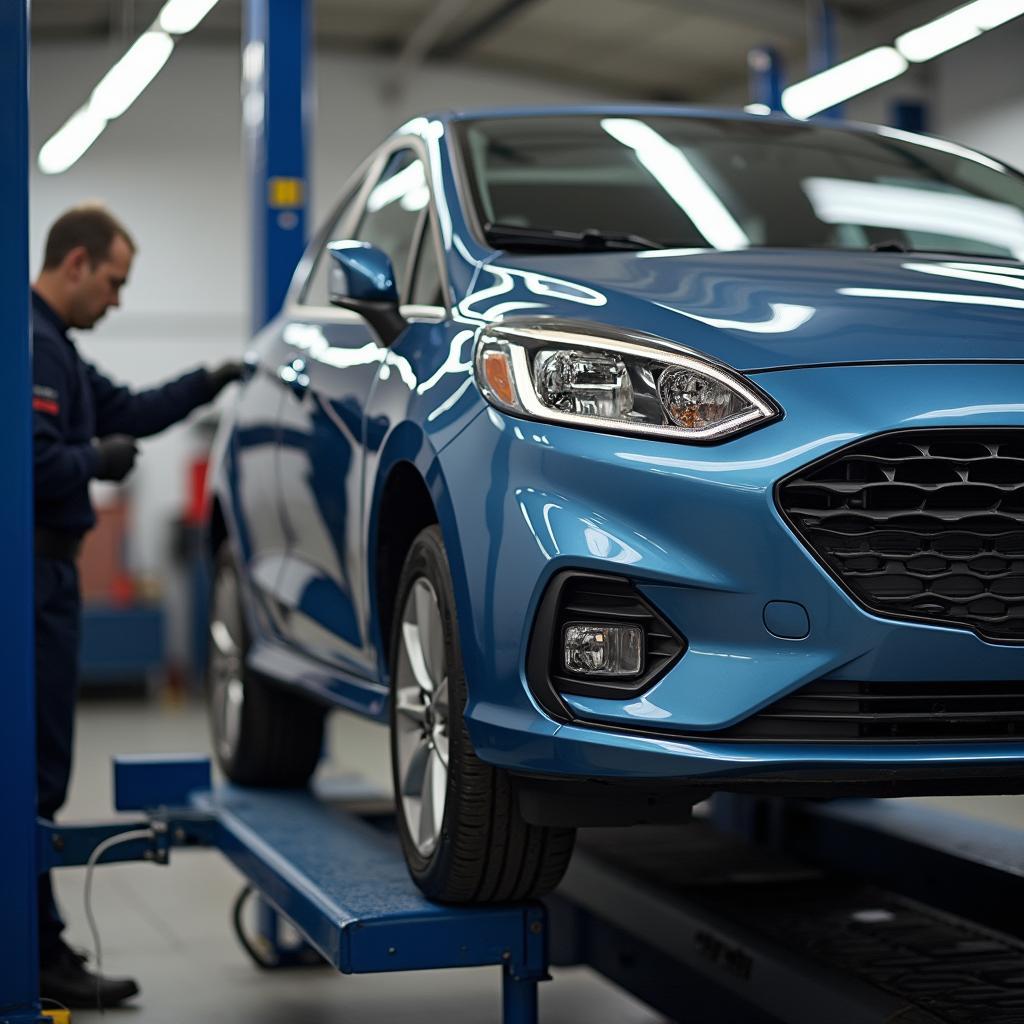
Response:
[327, 242, 399, 304]
[0, 3, 43, 1018]
[209, 108, 1024, 794]
[244, 0, 311, 332]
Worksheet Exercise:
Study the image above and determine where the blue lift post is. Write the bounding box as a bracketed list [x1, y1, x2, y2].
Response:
[0, 2, 44, 1022]
[747, 47, 784, 112]
[808, 0, 842, 119]
[245, 0, 312, 334]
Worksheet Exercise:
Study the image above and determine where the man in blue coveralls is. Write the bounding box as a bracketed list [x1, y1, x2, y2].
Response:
[32, 203, 242, 1007]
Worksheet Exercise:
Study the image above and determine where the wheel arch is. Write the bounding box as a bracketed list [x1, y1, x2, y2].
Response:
[368, 427, 475, 687]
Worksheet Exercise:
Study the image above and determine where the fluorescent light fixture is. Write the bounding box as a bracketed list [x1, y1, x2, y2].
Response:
[896, 7, 982, 61]
[90, 31, 175, 120]
[744, 103, 772, 115]
[36, 0, 212, 174]
[974, 0, 1024, 28]
[38, 106, 108, 175]
[158, 0, 220, 35]
[601, 118, 749, 250]
[782, 46, 907, 119]
[896, 0, 1024, 61]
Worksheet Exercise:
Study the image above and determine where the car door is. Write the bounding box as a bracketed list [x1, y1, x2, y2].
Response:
[274, 145, 430, 678]
[225, 330, 291, 636]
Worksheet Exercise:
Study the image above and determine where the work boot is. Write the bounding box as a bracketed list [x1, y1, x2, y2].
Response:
[39, 941, 139, 1009]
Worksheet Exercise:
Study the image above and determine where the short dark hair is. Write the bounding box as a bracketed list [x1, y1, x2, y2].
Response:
[42, 203, 135, 270]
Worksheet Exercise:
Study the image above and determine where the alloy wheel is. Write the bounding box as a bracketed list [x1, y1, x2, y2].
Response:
[209, 567, 245, 765]
[394, 576, 450, 857]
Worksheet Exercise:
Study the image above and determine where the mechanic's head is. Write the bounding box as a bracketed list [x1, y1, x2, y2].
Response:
[36, 203, 136, 328]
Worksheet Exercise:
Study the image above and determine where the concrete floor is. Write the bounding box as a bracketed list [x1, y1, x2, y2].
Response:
[54, 692, 668, 1023]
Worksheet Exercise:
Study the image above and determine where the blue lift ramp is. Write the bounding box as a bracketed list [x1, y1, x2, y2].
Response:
[47, 757, 547, 1023]
[36, 757, 1024, 1023]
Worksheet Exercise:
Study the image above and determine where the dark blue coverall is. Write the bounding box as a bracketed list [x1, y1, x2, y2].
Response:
[32, 290, 218, 961]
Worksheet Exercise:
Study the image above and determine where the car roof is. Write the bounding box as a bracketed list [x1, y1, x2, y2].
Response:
[429, 104, 850, 130]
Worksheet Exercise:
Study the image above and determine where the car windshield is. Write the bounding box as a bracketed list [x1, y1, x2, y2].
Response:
[457, 114, 1024, 259]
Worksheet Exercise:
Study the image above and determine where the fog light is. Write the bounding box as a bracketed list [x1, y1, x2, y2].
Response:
[563, 623, 643, 677]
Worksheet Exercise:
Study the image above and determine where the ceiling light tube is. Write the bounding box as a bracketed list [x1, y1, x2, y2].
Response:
[158, 0, 221, 36]
[897, 0, 1024, 61]
[895, 6, 983, 61]
[90, 30, 175, 121]
[781, 46, 908, 119]
[38, 106, 108, 175]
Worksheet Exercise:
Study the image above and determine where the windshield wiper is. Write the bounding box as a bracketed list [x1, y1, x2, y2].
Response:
[483, 222, 663, 252]
[868, 239, 997, 257]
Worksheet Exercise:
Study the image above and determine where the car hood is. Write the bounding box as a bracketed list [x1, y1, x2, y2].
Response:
[478, 248, 1024, 371]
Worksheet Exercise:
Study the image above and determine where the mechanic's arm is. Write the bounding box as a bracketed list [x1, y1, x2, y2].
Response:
[32, 344, 101, 499]
[90, 360, 242, 439]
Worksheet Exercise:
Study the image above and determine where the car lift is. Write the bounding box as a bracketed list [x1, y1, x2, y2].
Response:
[28, 755, 1024, 1024]
[7, 2, 1024, 1021]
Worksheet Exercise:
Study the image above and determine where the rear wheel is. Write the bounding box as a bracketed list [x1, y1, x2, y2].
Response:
[390, 525, 575, 902]
[207, 544, 324, 786]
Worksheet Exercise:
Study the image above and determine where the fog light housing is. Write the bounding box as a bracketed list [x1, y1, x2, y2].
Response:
[563, 623, 643, 677]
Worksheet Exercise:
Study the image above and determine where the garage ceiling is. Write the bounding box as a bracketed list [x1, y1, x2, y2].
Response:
[31, 0, 957, 101]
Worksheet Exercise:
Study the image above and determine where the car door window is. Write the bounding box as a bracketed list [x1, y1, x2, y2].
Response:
[409, 212, 445, 307]
[356, 149, 429, 300]
[300, 180, 363, 307]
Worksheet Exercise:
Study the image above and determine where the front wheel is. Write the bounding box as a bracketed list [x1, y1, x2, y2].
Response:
[389, 526, 575, 902]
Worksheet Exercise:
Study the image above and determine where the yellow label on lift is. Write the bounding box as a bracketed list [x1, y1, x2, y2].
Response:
[268, 177, 304, 209]
[42, 1011, 71, 1024]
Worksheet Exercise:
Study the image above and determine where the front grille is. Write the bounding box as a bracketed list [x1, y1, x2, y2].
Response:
[713, 680, 1024, 741]
[778, 430, 1024, 642]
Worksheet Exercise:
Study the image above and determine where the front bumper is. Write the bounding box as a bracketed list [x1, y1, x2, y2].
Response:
[438, 362, 1024, 785]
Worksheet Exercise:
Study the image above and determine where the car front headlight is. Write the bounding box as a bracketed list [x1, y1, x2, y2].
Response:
[473, 318, 780, 442]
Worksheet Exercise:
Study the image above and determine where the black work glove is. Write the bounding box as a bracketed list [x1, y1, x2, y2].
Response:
[206, 360, 244, 399]
[93, 434, 138, 482]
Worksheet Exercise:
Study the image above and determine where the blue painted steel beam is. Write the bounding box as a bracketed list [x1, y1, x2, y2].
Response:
[244, 0, 312, 333]
[191, 786, 548, 981]
[0, 1, 43, 1021]
[808, 0, 842, 119]
[747, 46, 784, 111]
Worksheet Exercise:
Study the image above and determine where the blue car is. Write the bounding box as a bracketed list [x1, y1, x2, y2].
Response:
[207, 106, 1024, 902]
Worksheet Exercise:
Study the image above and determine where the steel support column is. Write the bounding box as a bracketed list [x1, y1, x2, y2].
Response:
[244, 0, 312, 334]
[747, 46, 784, 111]
[0, 2, 43, 1021]
[808, 0, 841, 118]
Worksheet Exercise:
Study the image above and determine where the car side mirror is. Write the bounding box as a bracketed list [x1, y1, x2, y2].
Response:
[327, 240, 407, 345]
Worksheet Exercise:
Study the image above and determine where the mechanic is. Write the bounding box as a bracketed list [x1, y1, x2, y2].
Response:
[32, 203, 242, 1008]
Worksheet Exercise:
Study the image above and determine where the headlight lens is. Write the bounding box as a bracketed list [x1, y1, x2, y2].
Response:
[474, 319, 780, 442]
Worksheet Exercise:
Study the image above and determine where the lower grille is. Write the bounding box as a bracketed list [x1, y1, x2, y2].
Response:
[714, 680, 1024, 741]
[777, 429, 1024, 643]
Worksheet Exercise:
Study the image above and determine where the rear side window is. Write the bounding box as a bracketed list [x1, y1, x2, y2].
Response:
[300, 181, 363, 307]
[356, 149, 430, 299]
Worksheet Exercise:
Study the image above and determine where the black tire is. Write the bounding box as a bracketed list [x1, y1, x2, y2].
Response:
[389, 525, 575, 902]
[207, 543, 324, 787]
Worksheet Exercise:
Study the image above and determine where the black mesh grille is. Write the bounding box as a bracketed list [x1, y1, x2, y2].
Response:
[778, 430, 1024, 642]
[712, 680, 1024, 741]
